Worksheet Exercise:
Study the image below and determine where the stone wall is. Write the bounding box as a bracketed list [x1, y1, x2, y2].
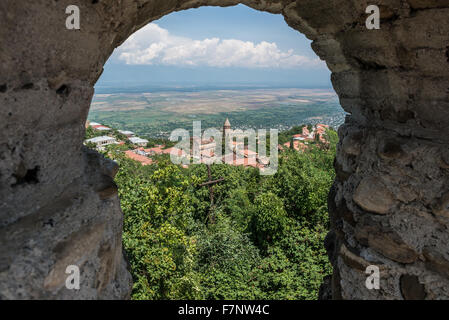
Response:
[0, 0, 448, 299]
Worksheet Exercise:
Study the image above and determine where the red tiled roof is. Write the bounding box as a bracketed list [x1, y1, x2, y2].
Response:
[222, 152, 257, 168]
[191, 137, 214, 144]
[237, 148, 257, 158]
[162, 147, 187, 157]
[145, 146, 164, 155]
[233, 157, 258, 168]
[124, 150, 153, 165]
[283, 141, 306, 152]
[92, 125, 110, 130]
[302, 127, 310, 135]
[200, 149, 215, 157]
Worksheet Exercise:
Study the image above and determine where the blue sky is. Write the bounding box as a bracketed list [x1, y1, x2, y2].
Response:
[97, 4, 332, 88]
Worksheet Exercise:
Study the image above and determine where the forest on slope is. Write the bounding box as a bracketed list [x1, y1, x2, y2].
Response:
[99, 129, 338, 299]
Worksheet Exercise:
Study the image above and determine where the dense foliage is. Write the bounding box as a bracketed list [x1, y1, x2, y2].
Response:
[104, 128, 337, 300]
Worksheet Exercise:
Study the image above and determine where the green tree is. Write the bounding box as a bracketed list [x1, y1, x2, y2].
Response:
[105, 124, 338, 300]
[250, 192, 288, 251]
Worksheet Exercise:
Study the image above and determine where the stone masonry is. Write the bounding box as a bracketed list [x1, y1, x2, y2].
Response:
[0, 0, 448, 299]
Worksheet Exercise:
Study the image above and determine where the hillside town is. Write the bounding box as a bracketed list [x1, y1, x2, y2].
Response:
[84, 119, 329, 169]
[279, 123, 330, 152]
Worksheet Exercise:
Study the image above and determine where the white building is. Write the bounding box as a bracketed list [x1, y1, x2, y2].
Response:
[135, 148, 148, 156]
[129, 137, 149, 146]
[258, 156, 270, 166]
[95, 126, 111, 132]
[118, 130, 135, 137]
[85, 136, 117, 148]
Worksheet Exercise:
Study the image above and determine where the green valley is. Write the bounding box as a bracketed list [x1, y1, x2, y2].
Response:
[89, 87, 345, 139]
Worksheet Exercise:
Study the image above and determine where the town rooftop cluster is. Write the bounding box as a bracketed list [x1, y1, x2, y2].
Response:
[84, 120, 329, 169]
[279, 124, 329, 152]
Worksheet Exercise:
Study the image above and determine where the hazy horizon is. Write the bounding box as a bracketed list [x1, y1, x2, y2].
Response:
[96, 5, 332, 89]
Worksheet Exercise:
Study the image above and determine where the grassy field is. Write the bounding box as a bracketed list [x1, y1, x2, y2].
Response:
[89, 87, 345, 139]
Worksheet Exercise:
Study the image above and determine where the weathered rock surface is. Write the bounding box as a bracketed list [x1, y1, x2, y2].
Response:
[353, 177, 395, 214]
[1, 0, 449, 299]
[400, 275, 426, 300]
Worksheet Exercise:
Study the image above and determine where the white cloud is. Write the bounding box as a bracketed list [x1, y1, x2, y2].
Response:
[117, 23, 324, 69]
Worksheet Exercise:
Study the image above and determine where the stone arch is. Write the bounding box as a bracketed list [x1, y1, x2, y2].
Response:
[1, 0, 449, 299]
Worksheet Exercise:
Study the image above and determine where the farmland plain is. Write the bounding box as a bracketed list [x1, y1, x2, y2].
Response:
[89, 87, 345, 138]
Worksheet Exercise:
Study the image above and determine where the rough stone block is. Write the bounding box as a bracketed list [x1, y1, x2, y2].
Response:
[353, 177, 395, 214]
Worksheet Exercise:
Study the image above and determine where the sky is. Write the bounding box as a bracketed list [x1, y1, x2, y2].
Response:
[96, 4, 332, 88]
